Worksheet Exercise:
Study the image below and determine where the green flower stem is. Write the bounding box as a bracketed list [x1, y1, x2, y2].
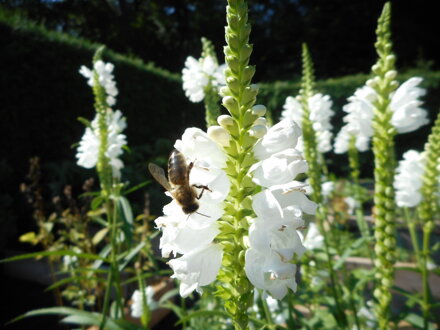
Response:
[215, 0, 260, 328]
[369, 4, 398, 328]
[403, 208, 421, 265]
[348, 137, 374, 262]
[204, 82, 221, 127]
[259, 291, 274, 326]
[100, 201, 124, 329]
[135, 262, 151, 327]
[201, 37, 222, 127]
[300, 44, 347, 327]
[92, 47, 113, 194]
[417, 110, 440, 328]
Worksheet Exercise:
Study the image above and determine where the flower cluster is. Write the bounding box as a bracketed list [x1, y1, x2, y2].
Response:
[130, 286, 157, 318]
[76, 109, 127, 179]
[394, 150, 425, 208]
[245, 119, 317, 299]
[281, 93, 335, 153]
[154, 128, 230, 297]
[335, 77, 428, 153]
[79, 60, 118, 106]
[182, 55, 226, 103]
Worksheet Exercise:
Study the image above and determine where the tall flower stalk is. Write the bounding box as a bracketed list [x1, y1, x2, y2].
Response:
[182, 38, 226, 128]
[78, 47, 128, 327]
[215, 0, 259, 327]
[369, 3, 398, 328]
[347, 137, 372, 246]
[201, 37, 224, 127]
[298, 44, 347, 326]
[417, 110, 440, 327]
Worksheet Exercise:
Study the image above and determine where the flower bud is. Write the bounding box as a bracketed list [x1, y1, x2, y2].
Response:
[249, 125, 267, 138]
[207, 126, 231, 147]
[366, 79, 375, 88]
[217, 115, 234, 127]
[372, 64, 380, 74]
[251, 104, 266, 116]
[254, 117, 267, 126]
[390, 80, 399, 90]
[385, 70, 397, 80]
[219, 86, 231, 97]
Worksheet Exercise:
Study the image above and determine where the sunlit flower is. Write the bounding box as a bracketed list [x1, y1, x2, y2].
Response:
[130, 286, 157, 318]
[169, 243, 223, 298]
[335, 77, 428, 153]
[76, 109, 127, 179]
[302, 222, 324, 250]
[390, 77, 429, 133]
[79, 60, 118, 106]
[334, 85, 375, 153]
[154, 128, 230, 297]
[394, 150, 425, 207]
[245, 249, 299, 299]
[182, 55, 226, 103]
[281, 93, 335, 153]
[253, 119, 302, 160]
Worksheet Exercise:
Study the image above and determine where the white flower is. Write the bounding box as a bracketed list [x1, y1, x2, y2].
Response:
[253, 119, 302, 160]
[253, 186, 317, 220]
[245, 249, 299, 299]
[169, 244, 223, 298]
[79, 60, 118, 106]
[344, 196, 357, 215]
[356, 301, 376, 329]
[182, 55, 226, 103]
[76, 109, 127, 179]
[154, 128, 230, 297]
[321, 181, 334, 197]
[335, 77, 428, 153]
[281, 93, 335, 153]
[394, 150, 425, 207]
[334, 86, 375, 153]
[250, 149, 308, 188]
[302, 222, 324, 250]
[390, 77, 429, 133]
[245, 185, 316, 299]
[130, 286, 157, 318]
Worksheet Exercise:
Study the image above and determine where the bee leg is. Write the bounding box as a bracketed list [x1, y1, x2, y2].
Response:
[187, 161, 194, 181]
[193, 185, 212, 200]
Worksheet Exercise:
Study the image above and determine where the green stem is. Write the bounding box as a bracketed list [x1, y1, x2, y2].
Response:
[259, 291, 274, 326]
[421, 226, 432, 330]
[300, 44, 347, 328]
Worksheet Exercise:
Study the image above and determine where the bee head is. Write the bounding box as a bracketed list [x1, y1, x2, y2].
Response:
[182, 203, 199, 214]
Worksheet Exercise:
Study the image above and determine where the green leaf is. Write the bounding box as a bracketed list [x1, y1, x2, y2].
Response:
[392, 286, 423, 305]
[0, 250, 107, 263]
[158, 288, 179, 305]
[333, 237, 369, 270]
[122, 180, 151, 195]
[175, 310, 230, 325]
[115, 196, 134, 245]
[45, 275, 108, 292]
[9, 307, 121, 329]
[91, 195, 105, 210]
[404, 313, 424, 329]
[77, 116, 91, 128]
[118, 241, 145, 272]
[92, 227, 109, 245]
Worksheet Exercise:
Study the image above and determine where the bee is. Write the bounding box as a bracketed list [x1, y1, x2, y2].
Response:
[148, 149, 211, 215]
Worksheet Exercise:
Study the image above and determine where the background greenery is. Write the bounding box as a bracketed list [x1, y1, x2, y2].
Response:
[1, 0, 438, 81]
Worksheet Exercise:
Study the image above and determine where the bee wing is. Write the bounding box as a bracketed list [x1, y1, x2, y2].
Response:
[148, 163, 172, 191]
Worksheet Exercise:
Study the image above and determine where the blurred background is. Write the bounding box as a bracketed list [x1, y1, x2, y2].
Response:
[0, 0, 439, 328]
